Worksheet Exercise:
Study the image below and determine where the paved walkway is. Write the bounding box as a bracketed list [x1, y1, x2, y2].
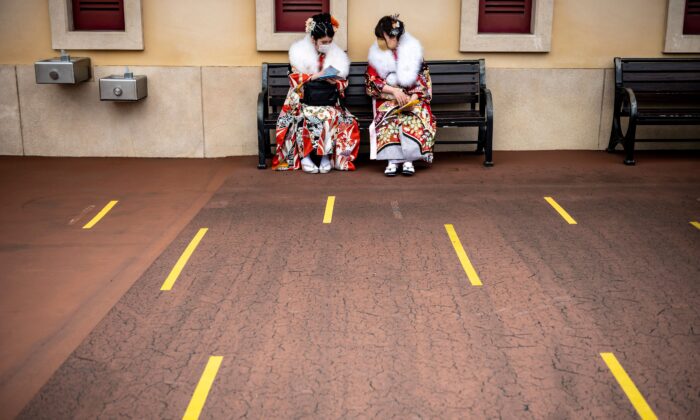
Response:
[2, 151, 699, 418]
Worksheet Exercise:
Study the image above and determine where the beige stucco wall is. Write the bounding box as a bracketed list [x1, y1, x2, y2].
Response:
[0, 0, 695, 68]
[0, 1, 697, 157]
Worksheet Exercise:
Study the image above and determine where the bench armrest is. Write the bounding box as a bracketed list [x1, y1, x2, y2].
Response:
[619, 87, 638, 121]
[480, 87, 493, 121]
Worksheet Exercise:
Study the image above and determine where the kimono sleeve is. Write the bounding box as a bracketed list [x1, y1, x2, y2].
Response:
[365, 65, 386, 98]
[289, 67, 313, 93]
[335, 78, 349, 97]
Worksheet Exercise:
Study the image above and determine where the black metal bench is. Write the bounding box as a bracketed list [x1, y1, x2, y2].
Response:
[607, 57, 700, 165]
[257, 60, 494, 168]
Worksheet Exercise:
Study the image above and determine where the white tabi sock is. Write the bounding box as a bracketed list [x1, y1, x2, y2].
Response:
[302, 155, 315, 167]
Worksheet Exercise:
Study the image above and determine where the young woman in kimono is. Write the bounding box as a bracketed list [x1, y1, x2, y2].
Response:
[272, 13, 360, 173]
[365, 15, 437, 176]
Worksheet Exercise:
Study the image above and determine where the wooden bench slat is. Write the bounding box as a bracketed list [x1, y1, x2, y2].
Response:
[268, 77, 291, 86]
[432, 84, 480, 94]
[269, 86, 292, 97]
[622, 60, 700, 72]
[623, 72, 700, 82]
[268, 66, 290, 76]
[428, 62, 480, 73]
[344, 86, 370, 96]
[431, 73, 479, 84]
[621, 81, 700, 92]
[431, 94, 480, 104]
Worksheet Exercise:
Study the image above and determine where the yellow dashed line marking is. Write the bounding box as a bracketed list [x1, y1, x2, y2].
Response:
[444, 224, 483, 286]
[82, 200, 118, 229]
[600, 352, 657, 420]
[690, 221, 700, 230]
[323, 196, 335, 224]
[544, 197, 577, 225]
[160, 228, 208, 291]
[182, 356, 223, 420]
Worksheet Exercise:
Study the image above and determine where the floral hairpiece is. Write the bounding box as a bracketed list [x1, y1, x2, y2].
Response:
[305, 18, 317, 34]
[389, 14, 401, 36]
[330, 16, 340, 30]
[305, 15, 340, 33]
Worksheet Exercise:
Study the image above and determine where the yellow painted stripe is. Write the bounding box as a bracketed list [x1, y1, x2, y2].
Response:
[444, 224, 483, 286]
[544, 197, 577, 225]
[182, 356, 223, 420]
[323, 196, 335, 224]
[161, 228, 208, 291]
[82, 200, 118, 229]
[691, 221, 700, 230]
[600, 352, 657, 420]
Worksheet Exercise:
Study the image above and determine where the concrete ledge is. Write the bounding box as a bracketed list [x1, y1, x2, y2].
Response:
[0, 66, 22, 155]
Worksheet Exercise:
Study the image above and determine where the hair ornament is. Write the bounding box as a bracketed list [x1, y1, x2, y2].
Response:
[305, 18, 317, 34]
[389, 14, 401, 36]
[330, 16, 340, 30]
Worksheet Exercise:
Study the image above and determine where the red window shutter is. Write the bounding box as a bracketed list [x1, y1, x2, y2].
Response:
[684, 0, 700, 35]
[478, 0, 533, 34]
[275, 0, 330, 32]
[72, 0, 125, 31]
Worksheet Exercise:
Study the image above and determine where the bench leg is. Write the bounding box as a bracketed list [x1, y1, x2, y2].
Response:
[483, 120, 494, 167]
[606, 116, 623, 153]
[257, 126, 268, 169]
[475, 125, 485, 155]
[622, 122, 637, 166]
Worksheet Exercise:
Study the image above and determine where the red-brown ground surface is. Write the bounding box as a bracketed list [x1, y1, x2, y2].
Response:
[1, 151, 699, 419]
[0, 157, 235, 419]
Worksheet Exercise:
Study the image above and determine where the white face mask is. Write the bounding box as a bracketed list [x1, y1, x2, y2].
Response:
[317, 44, 331, 54]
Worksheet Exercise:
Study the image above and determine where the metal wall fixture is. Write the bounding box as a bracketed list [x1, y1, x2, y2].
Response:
[99, 68, 148, 101]
[35, 50, 91, 84]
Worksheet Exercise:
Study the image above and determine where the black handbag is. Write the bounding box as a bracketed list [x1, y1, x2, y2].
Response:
[301, 80, 339, 106]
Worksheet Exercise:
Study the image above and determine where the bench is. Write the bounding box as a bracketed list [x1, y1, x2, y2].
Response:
[257, 60, 494, 169]
[607, 57, 700, 165]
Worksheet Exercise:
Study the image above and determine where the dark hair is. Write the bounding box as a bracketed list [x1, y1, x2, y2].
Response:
[310, 13, 335, 40]
[374, 15, 405, 39]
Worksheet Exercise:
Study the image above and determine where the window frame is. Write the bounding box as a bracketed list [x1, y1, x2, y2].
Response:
[460, 0, 553, 52]
[49, 0, 144, 50]
[256, 0, 348, 51]
[665, 0, 700, 52]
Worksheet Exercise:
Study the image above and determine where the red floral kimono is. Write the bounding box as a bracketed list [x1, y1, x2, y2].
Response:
[272, 40, 360, 171]
[365, 33, 437, 163]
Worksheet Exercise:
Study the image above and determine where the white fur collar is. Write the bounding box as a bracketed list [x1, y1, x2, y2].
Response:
[288, 35, 350, 78]
[367, 32, 424, 87]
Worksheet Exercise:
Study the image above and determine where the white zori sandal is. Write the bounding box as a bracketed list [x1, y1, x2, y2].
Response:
[384, 162, 398, 176]
[402, 161, 415, 176]
[319, 155, 332, 174]
[301, 156, 319, 174]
